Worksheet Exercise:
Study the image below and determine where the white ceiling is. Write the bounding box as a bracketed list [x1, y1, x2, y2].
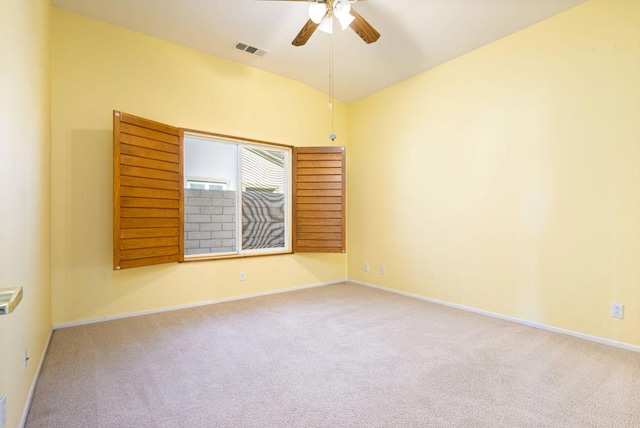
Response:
[51, 0, 586, 103]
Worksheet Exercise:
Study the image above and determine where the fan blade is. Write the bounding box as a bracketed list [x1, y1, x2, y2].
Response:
[349, 7, 380, 44]
[292, 19, 319, 46]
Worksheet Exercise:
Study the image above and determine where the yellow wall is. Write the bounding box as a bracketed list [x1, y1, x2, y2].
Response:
[0, 0, 52, 426]
[348, 0, 640, 346]
[50, 0, 640, 347]
[2, 1, 634, 423]
[51, 9, 347, 326]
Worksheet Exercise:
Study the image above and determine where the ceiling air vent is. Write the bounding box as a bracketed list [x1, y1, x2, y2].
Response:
[235, 42, 269, 58]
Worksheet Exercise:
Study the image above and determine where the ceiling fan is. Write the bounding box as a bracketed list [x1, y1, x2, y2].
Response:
[262, 0, 381, 46]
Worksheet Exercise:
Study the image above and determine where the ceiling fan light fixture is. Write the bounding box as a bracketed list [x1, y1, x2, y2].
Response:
[333, 0, 350, 15]
[309, 3, 327, 24]
[333, 0, 354, 30]
[335, 11, 355, 30]
[290, 0, 381, 46]
[318, 16, 333, 34]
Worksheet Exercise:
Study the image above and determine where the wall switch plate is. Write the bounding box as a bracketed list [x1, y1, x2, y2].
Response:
[239, 271, 246, 281]
[379, 265, 386, 275]
[364, 263, 369, 272]
[0, 393, 6, 428]
[611, 303, 624, 319]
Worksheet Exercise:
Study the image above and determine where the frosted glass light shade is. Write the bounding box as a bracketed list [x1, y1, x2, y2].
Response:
[333, 0, 354, 30]
[318, 16, 333, 34]
[336, 11, 354, 29]
[309, 3, 327, 24]
[333, 0, 350, 16]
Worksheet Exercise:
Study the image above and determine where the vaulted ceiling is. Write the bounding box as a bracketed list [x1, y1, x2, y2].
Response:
[51, 0, 587, 103]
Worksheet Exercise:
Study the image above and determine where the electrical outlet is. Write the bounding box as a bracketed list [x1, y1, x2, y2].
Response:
[379, 265, 386, 275]
[611, 303, 624, 319]
[0, 393, 6, 428]
[239, 271, 246, 281]
[364, 263, 369, 272]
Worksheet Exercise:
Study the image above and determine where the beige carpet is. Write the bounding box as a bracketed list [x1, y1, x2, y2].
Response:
[26, 283, 640, 427]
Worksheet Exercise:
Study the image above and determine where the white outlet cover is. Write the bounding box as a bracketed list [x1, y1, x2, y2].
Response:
[611, 303, 624, 319]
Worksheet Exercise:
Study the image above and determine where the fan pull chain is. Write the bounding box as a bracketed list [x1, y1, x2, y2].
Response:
[329, 31, 337, 141]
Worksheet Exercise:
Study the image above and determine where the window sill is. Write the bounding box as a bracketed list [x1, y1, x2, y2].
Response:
[183, 250, 294, 263]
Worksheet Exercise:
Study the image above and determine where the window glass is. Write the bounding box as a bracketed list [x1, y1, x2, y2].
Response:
[241, 147, 286, 251]
[183, 134, 290, 257]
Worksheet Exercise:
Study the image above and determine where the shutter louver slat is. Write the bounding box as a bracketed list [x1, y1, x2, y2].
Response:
[121, 176, 181, 191]
[118, 255, 181, 270]
[120, 154, 180, 172]
[295, 218, 342, 226]
[296, 161, 342, 168]
[297, 211, 342, 218]
[121, 228, 179, 239]
[120, 143, 180, 163]
[297, 225, 342, 233]
[120, 165, 180, 182]
[120, 123, 180, 145]
[121, 197, 180, 209]
[296, 240, 343, 248]
[120, 187, 179, 200]
[297, 182, 342, 189]
[120, 218, 180, 229]
[114, 111, 184, 270]
[296, 190, 342, 197]
[297, 197, 342, 204]
[121, 208, 180, 218]
[293, 147, 346, 253]
[296, 175, 342, 182]
[296, 153, 343, 161]
[120, 133, 180, 154]
[120, 246, 181, 261]
[121, 236, 180, 250]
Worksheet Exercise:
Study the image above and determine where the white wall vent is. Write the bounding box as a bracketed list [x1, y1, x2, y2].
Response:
[235, 42, 269, 58]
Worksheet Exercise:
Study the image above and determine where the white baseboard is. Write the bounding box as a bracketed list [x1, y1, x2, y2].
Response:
[53, 279, 346, 330]
[350, 279, 640, 353]
[20, 328, 53, 428]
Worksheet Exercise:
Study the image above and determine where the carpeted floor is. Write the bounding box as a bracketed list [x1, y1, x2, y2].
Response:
[26, 283, 640, 427]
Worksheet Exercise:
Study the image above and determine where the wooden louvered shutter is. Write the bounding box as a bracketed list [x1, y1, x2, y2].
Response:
[113, 111, 184, 270]
[293, 146, 346, 253]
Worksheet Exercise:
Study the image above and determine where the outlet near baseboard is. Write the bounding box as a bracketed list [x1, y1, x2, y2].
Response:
[611, 303, 624, 319]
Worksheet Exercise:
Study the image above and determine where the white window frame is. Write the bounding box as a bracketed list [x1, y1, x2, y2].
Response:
[184, 132, 292, 259]
[185, 176, 230, 191]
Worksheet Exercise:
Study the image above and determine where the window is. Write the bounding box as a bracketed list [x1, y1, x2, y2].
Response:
[183, 134, 291, 258]
[113, 111, 345, 270]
